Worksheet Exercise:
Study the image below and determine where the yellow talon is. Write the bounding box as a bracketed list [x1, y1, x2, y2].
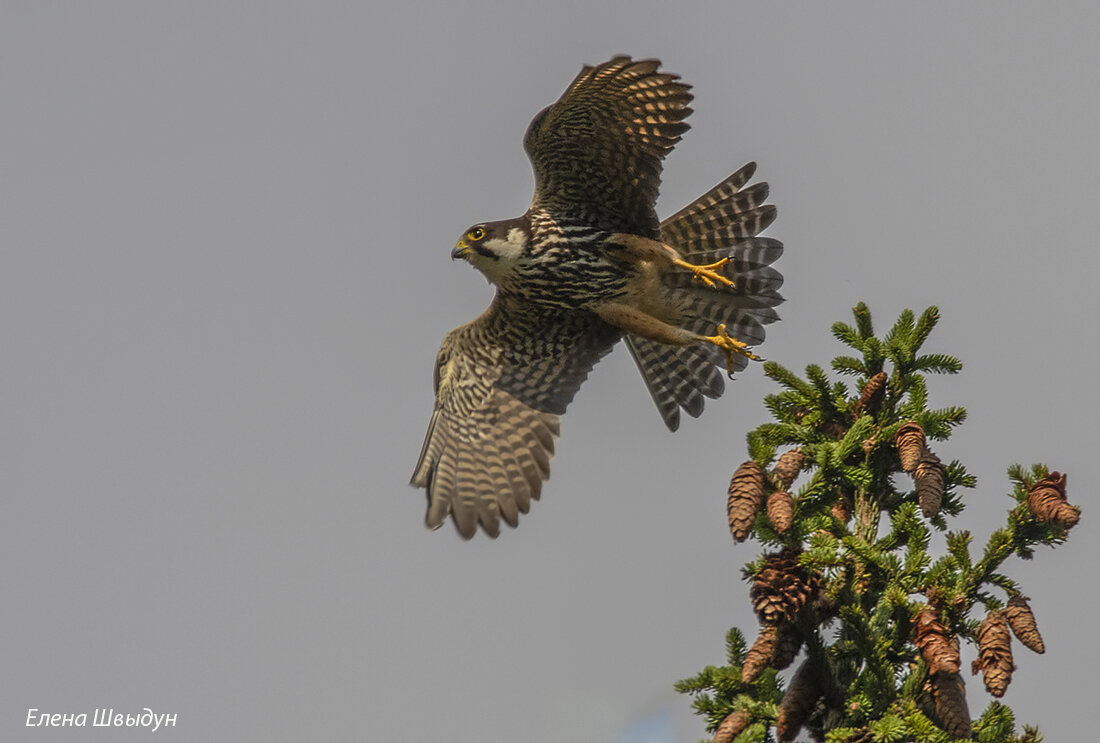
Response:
[672, 256, 736, 290]
[704, 323, 761, 376]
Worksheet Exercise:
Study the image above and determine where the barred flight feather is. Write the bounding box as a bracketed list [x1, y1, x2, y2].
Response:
[623, 162, 783, 429]
[415, 57, 785, 537]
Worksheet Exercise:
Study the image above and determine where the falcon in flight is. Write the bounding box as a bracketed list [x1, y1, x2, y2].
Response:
[412, 56, 784, 538]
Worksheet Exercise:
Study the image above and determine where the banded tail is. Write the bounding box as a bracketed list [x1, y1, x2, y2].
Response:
[625, 162, 785, 430]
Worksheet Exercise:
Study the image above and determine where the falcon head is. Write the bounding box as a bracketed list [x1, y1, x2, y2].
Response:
[451, 218, 530, 285]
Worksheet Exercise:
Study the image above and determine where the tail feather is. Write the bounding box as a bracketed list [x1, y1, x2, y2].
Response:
[677, 236, 784, 268]
[626, 162, 784, 428]
[678, 294, 768, 345]
[660, 162, 760, 230]
[667, 209, 775, 255]
[674, 237, 784, 273]
[663, 175, 776, 248]
[663, 262, 784, 297]
[625, 335, 725, 431]
[665, 182, 770, 235]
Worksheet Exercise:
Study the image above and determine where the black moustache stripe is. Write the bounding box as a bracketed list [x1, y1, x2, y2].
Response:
[473, 244, 501, 261]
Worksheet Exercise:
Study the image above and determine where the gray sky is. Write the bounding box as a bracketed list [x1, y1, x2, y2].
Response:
[4, 3, 1098, 741]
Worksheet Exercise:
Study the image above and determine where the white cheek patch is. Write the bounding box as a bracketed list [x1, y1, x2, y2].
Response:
[470, 226, 528, 286]
[493, 227, 527, 261]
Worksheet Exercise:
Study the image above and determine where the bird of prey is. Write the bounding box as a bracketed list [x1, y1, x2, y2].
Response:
[411, 56, 784, 539]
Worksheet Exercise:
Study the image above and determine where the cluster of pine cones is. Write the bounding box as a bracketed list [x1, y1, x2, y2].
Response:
[713, 542, 825, 742]
[726, 449, 802, 542]
[895, 420, 944, 518]
[715, 547, 1052, 742]
[725, 411, 948, 548]
[713, 371, 1076, 742]
[913, 599, 1045, 739]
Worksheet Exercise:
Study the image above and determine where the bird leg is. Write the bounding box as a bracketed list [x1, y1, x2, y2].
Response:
[593, 303, 758, 377]
[605, 233, 736, 290]
[670, 255, 734, 289]
[701, 323, 761, 375]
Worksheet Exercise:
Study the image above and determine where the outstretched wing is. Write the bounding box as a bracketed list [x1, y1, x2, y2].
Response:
[523, 56, 693, 237]
[411, 296, 620, 539]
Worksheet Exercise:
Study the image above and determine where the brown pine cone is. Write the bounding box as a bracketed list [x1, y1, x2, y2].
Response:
[771, 448, 804, 490]
[914, 451, 945, 518]
[1004, 596, 1045, 654]
[751, 548, 821, 625]
[776, 659, 821, 742]
[973, 611, 1015, 697]
[930, 671, 972, 739]
[742, 624, 779, 682]
[917, 678, 938, 724]
[767, 490, 795, 534]
[913, 605, 960, 675]
[728, 460, 766, 541]
[773, 626, 802, 670]
[1027, 471, 1079, 529]
[895, 421, 926, 472]
[857, 371, 888, 415]
[831, 491, 853, 524]
[712, 709, 752, 743]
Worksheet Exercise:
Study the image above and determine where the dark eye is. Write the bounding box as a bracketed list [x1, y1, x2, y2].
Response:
[467, 227, 486, 241]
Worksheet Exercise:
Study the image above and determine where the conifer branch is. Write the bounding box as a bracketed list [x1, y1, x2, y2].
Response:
[677, 305, 1078, 743]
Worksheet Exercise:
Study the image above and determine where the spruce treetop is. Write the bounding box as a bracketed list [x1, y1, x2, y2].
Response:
[678, 304, 1078, 743]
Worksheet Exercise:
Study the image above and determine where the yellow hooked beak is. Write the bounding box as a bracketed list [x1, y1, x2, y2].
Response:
[451, 239, 471, 260]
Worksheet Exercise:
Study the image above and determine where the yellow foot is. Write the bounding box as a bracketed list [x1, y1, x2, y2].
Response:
[703, 324, 761, 376]
[672, 256, 736, 290]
